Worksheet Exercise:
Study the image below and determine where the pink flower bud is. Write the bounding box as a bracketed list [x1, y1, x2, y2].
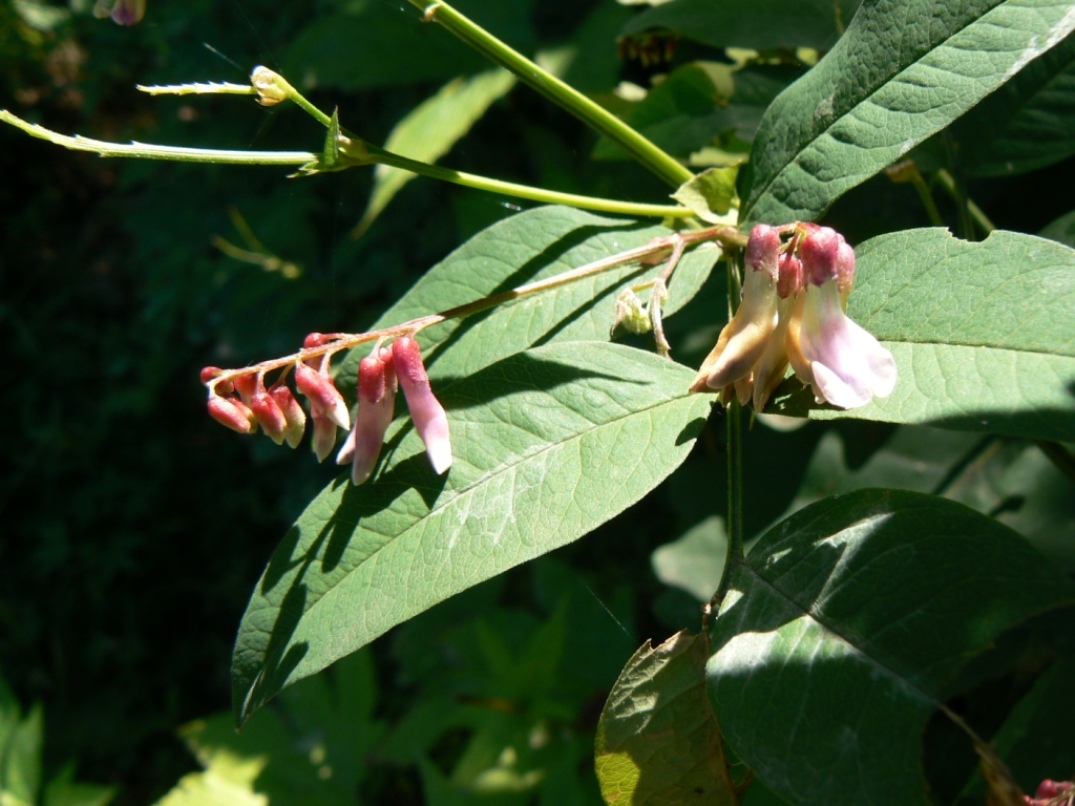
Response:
[304, 332, 330, 348]
[310, 408, 338, 463]
[393, 336, 452, 475]
[270, 386, 306, 449]
[233, 373, 258, 405]
[777, 251, 803, 299]
[337, 349, 397, 484]
[799, 227, 842, 287]
[745, 224, 781, 282]
[207, 395, 255, 434]
[250, 388, 288, 445]
[294, 362, 350, 430]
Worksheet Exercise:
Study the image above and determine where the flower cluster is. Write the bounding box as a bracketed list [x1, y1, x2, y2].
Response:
[690, 223, 897, 411]
[203, 334, 451, 484]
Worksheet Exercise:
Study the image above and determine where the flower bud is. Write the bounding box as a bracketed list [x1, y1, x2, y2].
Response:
[294, 362, 350, 430]
[271, 386, 306, 449]
[745, 224, 781, 281]
[799, 227, 842, 287]
[310, 409, 338, 463]
[233, 373, 258, 405]
[250, 66, 290, 107]
[337, 349, 397, 484]
[207, 395, 255, 434]
[393, 336, 452, 475]
[250, 388, 288, 445]
[777, 251, 803, 300]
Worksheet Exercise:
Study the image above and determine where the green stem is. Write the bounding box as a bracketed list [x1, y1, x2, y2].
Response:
[207, 224, 741, 389]
[367, 145, 694, 219]
[936, 169, 995, 235]
[909, 173, 945, 228]
[0, 110, 315, 166]
[710, 258, 745, 612]
[406, 0, 694, 188]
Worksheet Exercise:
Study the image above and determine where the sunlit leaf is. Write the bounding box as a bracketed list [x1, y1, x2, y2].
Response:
[768, 229, 1075, 442]
[159, 652, 382, 806]
[708, 490, 1075, 805]
[338, 206, 720, 390]
[596, 632, 736, 806]
[233, 343, 712, 723]
[354, 70, 516, 236]
[956, 30, 1075, 176]
[741, 0, 1075, 224]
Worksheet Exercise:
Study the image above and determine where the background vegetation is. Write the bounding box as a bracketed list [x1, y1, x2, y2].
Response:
[2, 1, 1073, 804]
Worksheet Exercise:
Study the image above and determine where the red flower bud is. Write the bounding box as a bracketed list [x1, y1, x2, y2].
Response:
[271, 385, 306, 449]
[250, 389, 288, 445]
[233, 373, 258, 405]
[207, 396, 255, 434]
[337, 349, 397, 484]
[294, 362, 350, 429]
[393, 336, 452, 475]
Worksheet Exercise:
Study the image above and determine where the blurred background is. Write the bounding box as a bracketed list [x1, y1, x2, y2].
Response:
[2, 1, 1073, 804]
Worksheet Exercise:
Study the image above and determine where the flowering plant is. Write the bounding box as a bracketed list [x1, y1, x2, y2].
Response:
[4, 1, 1075, 803]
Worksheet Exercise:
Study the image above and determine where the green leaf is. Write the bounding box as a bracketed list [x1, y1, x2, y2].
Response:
[956, 30, 1075, 176]
[160, 651, 383, 806]
[620, 0, 861, 50]
[741, 0, 1075, 224]
[593, 62, 801, 162]
[959, 655, 1075, 800]
[43, 767, 116, 806]
[768, 228, 1075, 442]
[708, 490, 1075, 806]
[651, 515, 727, 602]
[354, 70, 516, 236]
[1039, 209, 1075, 247]
[596, 632, 736, 806]
[233, 343, 712, 723]
[0, 701, 41, 806]
[338, 206, 720, 389]
[671, 167, 739, 222]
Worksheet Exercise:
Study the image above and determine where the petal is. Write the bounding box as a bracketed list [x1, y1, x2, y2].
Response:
[800, 281, 897, 409]
[691, 266, 778, 392]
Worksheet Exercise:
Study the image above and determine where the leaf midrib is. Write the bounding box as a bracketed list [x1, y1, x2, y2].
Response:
[260, 381, 701, 651]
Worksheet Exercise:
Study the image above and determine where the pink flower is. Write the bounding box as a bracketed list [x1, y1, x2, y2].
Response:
[94, 0, 145, 25]
[393, 336, 452, 475]
[337, 348, 397, 485]
[794, 229, 897, 408]
[691, 224, 782, 393]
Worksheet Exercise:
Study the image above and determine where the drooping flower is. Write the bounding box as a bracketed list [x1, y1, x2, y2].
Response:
[393, 336, 452, 475]
[793, 228, 897, 408]
[337, 347, 397, 485]
[250, 379, 288, 445]
[690, 224, 782, 394]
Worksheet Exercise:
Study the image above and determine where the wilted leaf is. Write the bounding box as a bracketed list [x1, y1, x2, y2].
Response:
[596, 632, 735, 805]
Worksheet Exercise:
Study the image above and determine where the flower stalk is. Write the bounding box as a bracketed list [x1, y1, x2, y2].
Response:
[406, 0, 694, 188]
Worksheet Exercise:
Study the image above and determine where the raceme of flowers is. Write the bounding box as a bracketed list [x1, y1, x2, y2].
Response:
[690, 223, 897, 411]
[202, 335, 451, 486]
[202, 223, 894, 481]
